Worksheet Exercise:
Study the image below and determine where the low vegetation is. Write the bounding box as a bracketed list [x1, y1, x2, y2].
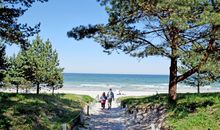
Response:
[119, 93, 220, 130]
[0, 92, 93, 130]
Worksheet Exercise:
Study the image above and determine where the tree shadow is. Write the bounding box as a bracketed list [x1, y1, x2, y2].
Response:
[168, 93, 219, 120]
[120, 94, 168, 108]
[89, 106, 125, 130]
[0, 92, 85, 129]
[0, 93, 13, 129]
[120, 92, 220, 121]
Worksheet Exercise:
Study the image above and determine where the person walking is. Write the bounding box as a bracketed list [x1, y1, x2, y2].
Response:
[100, 92, 107, 110]
[107, 88, 114, 110]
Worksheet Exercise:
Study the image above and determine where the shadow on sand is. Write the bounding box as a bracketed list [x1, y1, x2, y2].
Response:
[89, 105, 125, 130]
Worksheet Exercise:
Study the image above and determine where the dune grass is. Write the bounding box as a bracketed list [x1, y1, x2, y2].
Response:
[119, 92, 220, 130]
[0, 92, 93, 130]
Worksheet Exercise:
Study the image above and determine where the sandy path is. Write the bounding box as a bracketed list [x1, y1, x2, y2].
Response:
[87, 100, 126, 130]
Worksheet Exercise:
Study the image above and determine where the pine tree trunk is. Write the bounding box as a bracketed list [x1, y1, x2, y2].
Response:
[168, 28, 178, 104]
[197, 84, 200, 94]
[36, 83, 40, 94]
[168, 57, 177, 104]
[16, 85, 19, 94]
[52, 87, 54, 95]
[197, 73, 200, 94]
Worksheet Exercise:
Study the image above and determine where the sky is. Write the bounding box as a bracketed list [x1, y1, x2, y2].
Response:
[6, 0, 170, 75]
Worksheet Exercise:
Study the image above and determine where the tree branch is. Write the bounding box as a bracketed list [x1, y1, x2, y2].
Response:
[177, 25, 219, 82]
[137, 37, 171, 58]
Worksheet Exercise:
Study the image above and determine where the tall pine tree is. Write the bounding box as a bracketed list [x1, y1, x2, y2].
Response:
[0, 0, 48, 86]
[68, 0, 220, 103]
[21, 35, 63, 94]
[3, 54, 31, 93]
[44, 39, 63, 95]
[179, 49, 220, 93]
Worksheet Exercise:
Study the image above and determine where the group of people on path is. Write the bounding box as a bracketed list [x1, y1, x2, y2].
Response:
[99, 88, 114, 110]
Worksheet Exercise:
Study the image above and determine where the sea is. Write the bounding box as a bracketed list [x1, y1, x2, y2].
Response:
[63, 73, 219, 91]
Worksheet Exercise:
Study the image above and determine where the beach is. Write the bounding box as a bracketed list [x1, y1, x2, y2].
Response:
[0, 86, 220, 98]
[1, 85, 220, 99]
[59, 73, 220, 98]
[56, 86, 220, 99]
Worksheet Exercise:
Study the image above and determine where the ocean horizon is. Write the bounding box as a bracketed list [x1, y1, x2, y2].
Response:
[63, 73, 219, 91]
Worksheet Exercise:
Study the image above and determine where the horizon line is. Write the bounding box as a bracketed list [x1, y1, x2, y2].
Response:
[63, 72, 169, 76]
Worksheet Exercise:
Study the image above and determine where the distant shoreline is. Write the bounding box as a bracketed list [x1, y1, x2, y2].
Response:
[57, 86, 220, 98]
[1, 86, 220, 99]
[63, 72, 169, 76]
[63, 73, 219, 91]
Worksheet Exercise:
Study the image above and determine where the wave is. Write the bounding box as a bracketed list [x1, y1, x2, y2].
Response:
[63, 83, 171, 91]
[79, 84, 121, 88]
[63, 82, 220, 90]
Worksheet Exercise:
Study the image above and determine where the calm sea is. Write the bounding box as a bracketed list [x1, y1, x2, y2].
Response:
[63, 73, 219, 91]
[64, 73, 219, 91]
[64, 73, 220, 91]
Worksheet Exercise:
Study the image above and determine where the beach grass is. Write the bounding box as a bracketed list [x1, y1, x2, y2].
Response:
[119, 92, 220, 130]
[0, 92, 93, 130]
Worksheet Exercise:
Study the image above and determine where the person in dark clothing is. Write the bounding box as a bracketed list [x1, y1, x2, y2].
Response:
[100, 92, 107, 109]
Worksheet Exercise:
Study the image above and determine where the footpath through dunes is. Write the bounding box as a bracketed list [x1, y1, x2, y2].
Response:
[79, 99, 165, 130]
[86, 101, 126, 130]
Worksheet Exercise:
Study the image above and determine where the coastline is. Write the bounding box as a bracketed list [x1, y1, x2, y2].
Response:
[56, 86, 220, 98]
[1, 86, 220, 99]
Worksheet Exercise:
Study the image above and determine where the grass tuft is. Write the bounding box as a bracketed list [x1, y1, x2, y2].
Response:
[0, 92, 93, 130]
[119, 92, 220, 130]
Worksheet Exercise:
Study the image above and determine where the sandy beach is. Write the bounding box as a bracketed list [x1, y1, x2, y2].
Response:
[1, 86, 220, 99]
[55, 86, 220, 98]
[57, 89, 156, 98]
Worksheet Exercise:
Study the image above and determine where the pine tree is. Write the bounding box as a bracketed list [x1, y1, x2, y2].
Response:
[21, 35, 63, 94]
[0, 0, 48, 87]
[68, 0, 220, 103]
[0, 42, 7, 85]
[47, 68, 64, 95]
[3, 54, 31, 93]
[44, 39, 64, 95]
[179, 70, 214, 94]
[179, 49, 220, 93]
[0, 0, 48, 47]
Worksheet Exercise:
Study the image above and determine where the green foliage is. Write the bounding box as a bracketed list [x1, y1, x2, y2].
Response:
[0, 0, 48, 47]
[179, 47, 220, 93]
[3, 54, 32, 92]
[120, 93, 220, 130]
[167, 93, 220, 130]
[45, 43, 64, 94]
[2, 35, 64, 94]
[68, 0, 220, 102]
[0, 43, 7, 83]
[119, 94, 168, 107]
[0, 0, 48, 86]
[68, 0, 220, 58]
[0, 92, 93, 130]
[20, 35, 64, 94]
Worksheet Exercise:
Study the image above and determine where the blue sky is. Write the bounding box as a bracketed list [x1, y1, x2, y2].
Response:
[6, 0, 170, 75]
